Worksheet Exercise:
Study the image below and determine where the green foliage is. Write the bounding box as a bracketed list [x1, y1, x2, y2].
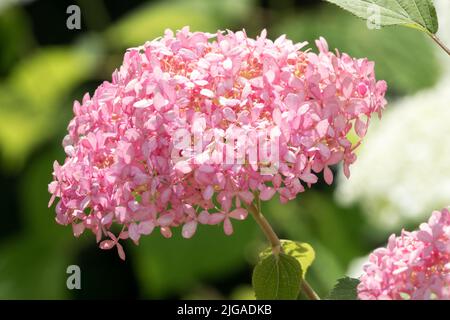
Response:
[8, 48, 94, 108]
[260, 240, 315, 279]
[106, 0, 254, 49]
[132, 219, 257, 298]
[324, 0, 438, 34]
[327, 277, 360, 300]
[230, 285, 256, 300]
[0, 46, 98, 170]
[0, 236, 70, 299]
[0, 7, 33, 74]
[252, 253, 302, 300]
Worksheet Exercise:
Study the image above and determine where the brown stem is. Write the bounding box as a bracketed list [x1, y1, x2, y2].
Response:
[248, 202, 320, 300]
[301, 281, 321, 301]
[429, 33, 450, 57]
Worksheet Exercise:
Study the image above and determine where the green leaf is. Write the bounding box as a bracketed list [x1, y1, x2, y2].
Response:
[327, 277, 360, 300]
[252, 253, 302, 300]
[324, 0, 438, 34]
[260, 240, 315, 279]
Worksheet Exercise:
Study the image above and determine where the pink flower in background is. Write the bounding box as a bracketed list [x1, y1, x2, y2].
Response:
[48, 27, 387, 259]
[358, 208, 450, 300]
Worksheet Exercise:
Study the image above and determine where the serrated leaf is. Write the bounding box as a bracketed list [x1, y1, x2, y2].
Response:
[252, 253, 302, 300]
[260, 240, 315, 279]
[324, 0, 438, 34]
[327, 277, 360, 300]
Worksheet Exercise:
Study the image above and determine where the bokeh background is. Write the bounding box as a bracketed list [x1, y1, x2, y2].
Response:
[0, 0, 449, 299]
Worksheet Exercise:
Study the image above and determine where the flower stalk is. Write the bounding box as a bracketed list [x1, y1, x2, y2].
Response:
[248, 203, 281, 256]
[430, 33, 450, 56]
[248, 202, 320, 300]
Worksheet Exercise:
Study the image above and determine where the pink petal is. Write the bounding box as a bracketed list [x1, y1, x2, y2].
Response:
[343, 163, 351, 178]
[106, 231, 117, 241]
[153, 92, 168, 110]
[284, 93, 301, 110]
[96, 228, 102, 243]
[198, 211, 210, 224]
[200, 88, 214, 98]
[174, 160, 192, 174]
[223, 218, 233, 236]
[260, 186, 276, 201]
[139, 221, 155, 235]
[119, 231, 129, 240]
[208, 213, 226, 225]
[324, 166, 333, 185]
[128, 223, 140, 242]
[342, 77, 354, 99]
[223, 107, 236, 122]
[300, 173, 318, 184]
[157, 213, 174, 226]
[182, 220, 198, 239]
[316, 119, 329, 138]
[115, 206, 127, 223]
[239, 191, 254, 204]
[160, 227, 173, 238]
[99, 240, 115, 250]
[101, 212, 114, 225]
[116, 242, 126, 260]
[323, 84, 336, 100]
[228, 208, 248, 220]
[48, 193, 56, 208]
[223, 58, 232, 71]
[315, 37, 329, 53]
[72, 223, 85, 237]
[355, 118, 368, 138]
[202, 185, 214, 200]
[133, 98, 153, 109]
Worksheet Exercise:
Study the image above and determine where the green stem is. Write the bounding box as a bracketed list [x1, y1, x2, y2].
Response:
[248, 202, 320, 300]
[248, 202, 281, 256]
[429, 33, 450, 57]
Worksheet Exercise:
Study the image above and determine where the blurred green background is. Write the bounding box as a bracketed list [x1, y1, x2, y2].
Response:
[0, 0, 448, 299]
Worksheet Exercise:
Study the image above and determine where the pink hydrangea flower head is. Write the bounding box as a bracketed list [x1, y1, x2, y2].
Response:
[358, 208, 450, 300]
[48, 27, 387, 259]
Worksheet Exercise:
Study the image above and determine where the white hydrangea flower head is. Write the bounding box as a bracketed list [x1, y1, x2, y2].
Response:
[336, 0, 450, 229]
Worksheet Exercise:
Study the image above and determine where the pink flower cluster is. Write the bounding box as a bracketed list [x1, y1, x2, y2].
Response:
[358, 208, 450, 300]
[48, 27, 387, 259]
